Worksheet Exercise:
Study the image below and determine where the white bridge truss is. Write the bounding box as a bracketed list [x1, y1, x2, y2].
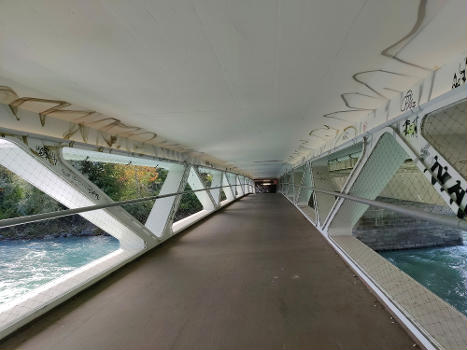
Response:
[279, 85, 467, 350]
[0, 131, 254, 339]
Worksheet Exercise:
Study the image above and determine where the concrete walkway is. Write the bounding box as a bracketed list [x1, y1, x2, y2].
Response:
[1, 194, 416, 349]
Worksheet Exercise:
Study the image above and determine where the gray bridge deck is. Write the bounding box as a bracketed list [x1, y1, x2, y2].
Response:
[0, 194, 415, 349]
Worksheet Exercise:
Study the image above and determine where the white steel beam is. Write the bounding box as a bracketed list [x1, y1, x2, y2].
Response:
[145, 163, 189, 237]
[189, 166, 216, 211]
[209, 170, 223, 207]
[223, 172, 235, 201]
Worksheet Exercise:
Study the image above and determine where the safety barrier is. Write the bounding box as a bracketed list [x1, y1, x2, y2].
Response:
[279, 90, 467, 350]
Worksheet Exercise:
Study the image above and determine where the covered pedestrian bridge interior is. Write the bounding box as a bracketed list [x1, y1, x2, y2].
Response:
[0, 1, 466, 349]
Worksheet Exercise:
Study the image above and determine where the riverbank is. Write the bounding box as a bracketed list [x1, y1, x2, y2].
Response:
[0, 215, 108, 241]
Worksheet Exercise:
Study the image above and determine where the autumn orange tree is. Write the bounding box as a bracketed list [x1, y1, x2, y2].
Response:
[72, 160, 168, 223]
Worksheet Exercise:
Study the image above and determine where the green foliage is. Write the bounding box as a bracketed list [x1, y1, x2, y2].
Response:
[72, 160, 169, 223]
[73, 160, 205, 223]
[0, 166, 63, 220]
[0, 168, 23, 219]
[0, 165, 79, 239]
[0, 158, 206, 238]
[220, 189, 227, 201]
[199, 172, 213, 187]
[174, 184, 203, 222]
[74, 161, 124, 201]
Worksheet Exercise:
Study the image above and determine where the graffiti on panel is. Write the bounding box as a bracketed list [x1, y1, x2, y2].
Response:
[33, 145, 58, 166]
[424, 155, 467, 218]
[0, 87, 249, 177]
[61, 168, 100, 201]
[419, 143, 431, 160]
[400, 89, 417, 113]
[402, 117, 418, 137]
[451, 57, 466, 89]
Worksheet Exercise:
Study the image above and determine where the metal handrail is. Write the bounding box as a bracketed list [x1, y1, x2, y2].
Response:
[0, 184, 250, 229]
[295, 186, 467, 231]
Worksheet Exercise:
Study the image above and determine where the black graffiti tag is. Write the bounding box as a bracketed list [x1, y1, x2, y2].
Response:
[452, 57, 466, 89]
[447, 180, 465, 206]
[35, 145, 57, 166]
[400, 90, 416, 112]
[427, 156, 451, 185]
[425, 155, 467, 218]
[61, 168, 100, 200]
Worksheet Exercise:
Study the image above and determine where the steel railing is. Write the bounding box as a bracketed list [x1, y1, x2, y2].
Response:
[0, 184, 250, 229]
[290, 186, 467, 231]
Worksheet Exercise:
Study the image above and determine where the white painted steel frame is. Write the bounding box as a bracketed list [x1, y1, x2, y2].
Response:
[283, 195, 437, 350]
[0, 130, 254, 340]
[279, 86, 467, 350]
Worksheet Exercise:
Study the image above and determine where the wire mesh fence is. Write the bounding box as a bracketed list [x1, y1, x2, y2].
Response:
[198, 170, 213, 188]
[353, 158, 463, 251]
[308, 142, 363, 225]
[422, 100, 466, 180]
[0, 158, 120, 307]
[333, 234, 467, 350]
[0, 138, 252, 339]
[280, 126, 467, 349]
[326, 143, 363, 192]
[292, 164, 317, 222]
[198, 167, 226, 205]
[0, 139, 126, 332]
[69, 159, 168, 225]
[220, 189, 227, 201]
[327, 132, 467, 350]
[0, 221, 119, 306]
[174, 183, 204, 222]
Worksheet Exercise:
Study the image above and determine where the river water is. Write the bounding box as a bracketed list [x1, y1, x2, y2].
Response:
[381, 243, 467, 315]
[0, 236, 466, 317]
[0, 236, 119, 306]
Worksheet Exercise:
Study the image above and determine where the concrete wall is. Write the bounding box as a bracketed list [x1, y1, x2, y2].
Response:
[353, 197, 464, 251]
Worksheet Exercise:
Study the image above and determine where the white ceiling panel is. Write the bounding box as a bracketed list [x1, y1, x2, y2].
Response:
[0, 0, 465, 177]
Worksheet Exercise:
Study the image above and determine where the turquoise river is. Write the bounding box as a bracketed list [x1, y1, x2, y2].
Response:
[0, 236, 465, 316]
